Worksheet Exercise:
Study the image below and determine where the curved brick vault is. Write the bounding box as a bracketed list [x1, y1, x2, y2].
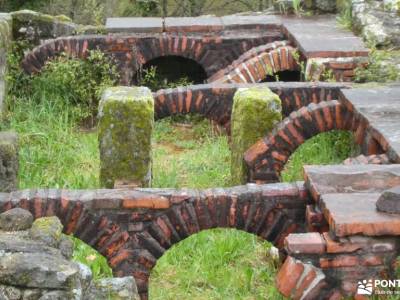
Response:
[244, 100, 386, 183]
[153, 82, 348, 131]
[21, 29, 284, 85]
[0, 182, 308, 299]
[209, 42, 299, 84]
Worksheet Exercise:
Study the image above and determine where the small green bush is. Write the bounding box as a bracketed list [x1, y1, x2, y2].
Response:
[355, 50, 400, 83]
[7, 44, 119, 122]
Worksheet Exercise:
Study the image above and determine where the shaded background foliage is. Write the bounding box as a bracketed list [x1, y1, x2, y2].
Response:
[0, 0, 276, 24]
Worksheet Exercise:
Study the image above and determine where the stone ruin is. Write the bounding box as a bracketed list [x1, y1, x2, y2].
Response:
[0, 207, 139, 299]
[0, 4, 400, 300]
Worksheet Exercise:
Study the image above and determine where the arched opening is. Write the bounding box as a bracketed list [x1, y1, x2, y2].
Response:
[261, 70, 302, 82]
[152, 114, 230, 189]
[281, 130, 360, 182]
[148, 228, 282, 299]
[135, 56, 208, 91]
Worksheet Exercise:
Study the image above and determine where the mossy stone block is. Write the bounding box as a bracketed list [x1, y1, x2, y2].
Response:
[231, 87, 282, 185]
[10, 10, 76, 44]
[99, 86, 154, 188]
[30, 216, 63, 248]
[0, 132, 18, 192]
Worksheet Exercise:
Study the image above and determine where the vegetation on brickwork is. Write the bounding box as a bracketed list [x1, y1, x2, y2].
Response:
[138, 65, 194, 91]
[7, 42, 119, 119]
[355, 49, 400, 83]
[336, 0, 353, 30]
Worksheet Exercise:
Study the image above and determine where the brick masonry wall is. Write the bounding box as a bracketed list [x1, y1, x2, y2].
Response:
[244, 94, 391, 183]
[0, 182, 308, 299]
[21, 29, 284, 85]
[153, 82, 349, 131]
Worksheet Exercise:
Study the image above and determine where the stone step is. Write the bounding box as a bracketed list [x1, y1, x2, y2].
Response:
[339, 87, 400, 162]
[320, 192, 400, 237]
[304, 164, 400, 202]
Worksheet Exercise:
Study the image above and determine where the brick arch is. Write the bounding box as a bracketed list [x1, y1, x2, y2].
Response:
[21, 33, 282, 85]
[244, 100, 384, 183]
[211, 45, 299, 84]
[0, 183, 308, 299]
[153, 82, 348, 132]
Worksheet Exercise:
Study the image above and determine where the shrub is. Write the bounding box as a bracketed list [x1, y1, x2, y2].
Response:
[355, 50, 400, 83]
[7, 45, 119, 123]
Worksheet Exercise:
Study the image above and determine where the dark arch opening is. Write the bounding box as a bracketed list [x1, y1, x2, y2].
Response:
[281, 130, 360, 182]
[148, 228, 280, 299]
[135, 56, 208, 91]
[261, 70, 302, 82]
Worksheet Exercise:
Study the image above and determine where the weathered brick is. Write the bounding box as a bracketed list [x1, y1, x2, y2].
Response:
[323, 232, 362, 254]
[276, 256, 305, 297]
[285, 232, 326, 255]
[122, 196, 170, 209]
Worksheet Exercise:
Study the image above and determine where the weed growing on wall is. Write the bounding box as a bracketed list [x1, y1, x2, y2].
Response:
[355, 49, 400, 83]
[336, 0, 353, 30]
[138, 65, 194, 91]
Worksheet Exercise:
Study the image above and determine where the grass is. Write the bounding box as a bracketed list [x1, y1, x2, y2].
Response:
[149, 228, 283, 300]
[152, 116, 231, 189]
[281, 130, 359, 182]
[71, 236, 113, 280]
[0, 97, 100, 189]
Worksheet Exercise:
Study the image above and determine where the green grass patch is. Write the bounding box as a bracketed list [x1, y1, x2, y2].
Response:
[71, 236, 113, 280]
[281, 130, 359, 182]
[152, 116, 231, 189]
[149, 228, 283, 300]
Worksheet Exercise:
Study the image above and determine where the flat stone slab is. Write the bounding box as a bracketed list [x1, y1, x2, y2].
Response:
[340, 87, 400, 162]
[164, 16, 223, 32]
[221, 15, 283, 29]
[106, 17, 163, 33]
[320, 193, 400, 237]
[304, 164, 400, 201]
[282, 16, 369, 58]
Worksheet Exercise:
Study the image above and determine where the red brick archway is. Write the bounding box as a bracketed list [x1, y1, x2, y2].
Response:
[0, 183, 308, 299]
[21, 32, 283, 85]
[244, 100, 384, 183]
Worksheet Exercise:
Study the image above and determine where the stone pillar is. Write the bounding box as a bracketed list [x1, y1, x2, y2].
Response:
[98, 87, 154, 188]
[231, 87, 282, 185]
[0, 131, 19, 192]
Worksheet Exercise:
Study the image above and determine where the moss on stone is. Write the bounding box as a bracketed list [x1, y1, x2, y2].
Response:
[30, 216, 63, 247]
[11, 10, 73, 25]
[230, 87, 282, 185]
[98, 86, 154, 188]
[75, 25, 107, 35]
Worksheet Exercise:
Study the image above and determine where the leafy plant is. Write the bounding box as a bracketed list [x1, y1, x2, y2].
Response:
[355, 49, 400, 83]
[139, 65, 193, 91]
[337, 0, 353, 30]
[7, 46, 119, 124]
